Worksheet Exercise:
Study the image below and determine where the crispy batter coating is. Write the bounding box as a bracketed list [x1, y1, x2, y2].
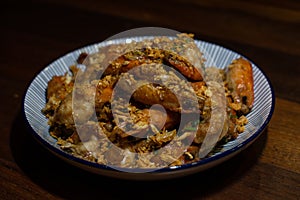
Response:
[42, 34, 254, 168]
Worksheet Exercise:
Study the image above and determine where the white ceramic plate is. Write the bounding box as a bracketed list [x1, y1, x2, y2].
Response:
[23, 37, 275, 180]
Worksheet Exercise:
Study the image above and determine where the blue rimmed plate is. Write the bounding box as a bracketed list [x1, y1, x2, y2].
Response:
[23, 37, 275, 180]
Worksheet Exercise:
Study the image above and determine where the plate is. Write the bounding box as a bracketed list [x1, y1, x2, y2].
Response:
[23, 36, 275, 180]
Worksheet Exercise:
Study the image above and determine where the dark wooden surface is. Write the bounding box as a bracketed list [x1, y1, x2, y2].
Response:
[1, 0, 300, 199]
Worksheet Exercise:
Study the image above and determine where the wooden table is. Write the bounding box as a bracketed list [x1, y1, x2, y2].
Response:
[1, 0, 299, 199]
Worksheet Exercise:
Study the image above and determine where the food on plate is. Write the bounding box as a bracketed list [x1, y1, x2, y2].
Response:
[42, 34, 254, 168]
[226, 57, 254, 114]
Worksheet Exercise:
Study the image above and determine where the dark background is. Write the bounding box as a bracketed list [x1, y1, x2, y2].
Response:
[1, 0, 300, 199]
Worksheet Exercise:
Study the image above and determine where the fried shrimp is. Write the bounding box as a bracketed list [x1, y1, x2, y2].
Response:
[226, 57, 254, 114]
[42, 34, 254, 168]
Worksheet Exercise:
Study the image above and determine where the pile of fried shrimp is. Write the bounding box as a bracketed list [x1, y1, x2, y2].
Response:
[42, 34, 254, 168]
